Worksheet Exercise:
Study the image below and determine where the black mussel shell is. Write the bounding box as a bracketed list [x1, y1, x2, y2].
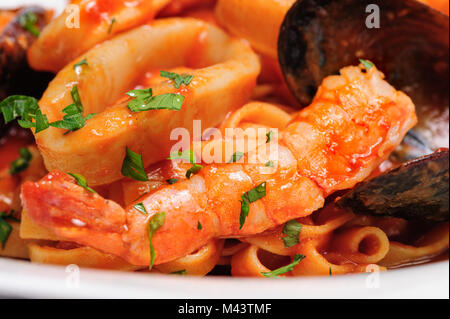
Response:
[278, 0, 449, 159]
[337, 149, 449, 222]
[0, 6, 54, 135]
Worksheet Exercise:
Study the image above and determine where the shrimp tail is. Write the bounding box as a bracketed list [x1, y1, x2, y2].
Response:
[21, 171, 129, 259]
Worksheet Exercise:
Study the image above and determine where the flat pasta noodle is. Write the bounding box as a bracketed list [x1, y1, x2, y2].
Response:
[155, 239, 224, 275]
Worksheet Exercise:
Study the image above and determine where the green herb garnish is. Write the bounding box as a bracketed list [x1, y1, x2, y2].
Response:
[134, 202, 147, 215]
[148, 212, 166, 270]
[9, 148, 32, 175]
[18, 11, 40, 37]
[266, 130, 274, 143]
[74, 58, 88, 71]
[166, 179, 179, 185]
[197, 221, 202, 230]
[329, 267, 332, 277]
[228, 151, 244, 163]
[121, 147, 149, 182]
[240, 182, 267, 229]
[108, 18, 116, 34]
[49, 85, 96, 134]
[171, 269, 186, 275]
[261, 254, 305, 278]
[160, 71, 194, 89]
[0, 95, 49, 133]
[359, 59, 374, 70]
[0, 212, 16, 249]
[265, 160, 274, 167]
[168, 150, 203, 179]
[282, 220, 302, 248]
[126, 88, 184, 113]
[67, 173, 96, 193]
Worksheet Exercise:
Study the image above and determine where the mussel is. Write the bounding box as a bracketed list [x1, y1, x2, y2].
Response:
[278, 0, 449, 221]
[0, 6, 53, 134]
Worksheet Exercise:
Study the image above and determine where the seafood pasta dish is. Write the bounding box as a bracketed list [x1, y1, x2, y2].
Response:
[0, 0, 448, 278]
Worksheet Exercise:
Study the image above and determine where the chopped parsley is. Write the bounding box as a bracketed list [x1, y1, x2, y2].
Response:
[171, 269, 186, 275]
[9, 148, 32, 175]
[134, 202, 147, 215]
[197, 221, 202, 230]
[74, 58, 88, 71]
[359, 59, 374, 70]
[50, 85, 96, 134]
[239, 182, 267, 229]
[121, 147, 149, 182]
[18, 11, 40, 37]
[329, 267, 332, 277]
[168, 150, 203, 179]
[166, 178, 179, 185]
[0, 212, 18, 249]
[186, 164, 203, 179]
[67, 173, 96, 193]
[282, 220, 302, 248]
[126, 88, 184, 113]
[148, 212, 166, 270]
[266, 130, 274, 143]
[108, 18, 116, 34]
[265, 160, 274, 168]
[0, 95, 49, 133]
[228, 151, 244, 163]
[160, 71, 194, 89]
[261, 254, 306, 278]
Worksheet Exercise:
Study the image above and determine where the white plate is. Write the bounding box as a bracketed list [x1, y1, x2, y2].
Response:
[0, 258, 448, 298]
[1, 0, 449, 300]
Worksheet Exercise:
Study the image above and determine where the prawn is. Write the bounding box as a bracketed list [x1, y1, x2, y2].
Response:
[22, 64, 417, 266]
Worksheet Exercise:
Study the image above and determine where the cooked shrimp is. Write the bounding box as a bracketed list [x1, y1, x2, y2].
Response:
[22, 64, 417, 266]
[28, 0, 171, 72]
[35, 18, 260, 186]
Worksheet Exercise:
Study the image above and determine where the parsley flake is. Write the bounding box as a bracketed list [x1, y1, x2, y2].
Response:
[49, 85, 96, 134]
[265, 160, 274, 167]
[197, 221, 202, 230]
[168, 150, 202, 179]
[282, 220, 302, 248]
[261, 254, 306, 278]
[74, 58, 88, 71]
[67, 173, 96, 193]
[0, 212, 16, 249]
[19, 11, 40, 37]
[108, 18, 116, 34]
[134, 202, 147, 215]
[359, 59, 374, 70]
[266, 130, 274, 143]
[121, 147, 149, 182]
[171, 269, 186, 275]
[148, 212, 166, 270]
[0, 95, 49, 133]
[228, 151, 244, 163]
[240, 182, 267, 229]
[126, 88, 184, 113]
[166, 178, 179, 185]
[160, 71, 194, 89]
[9, 148, 32, 175]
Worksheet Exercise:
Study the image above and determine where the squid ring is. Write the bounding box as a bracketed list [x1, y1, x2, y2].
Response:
[28, 0, 172, 72]
[35, 18, 260, 186]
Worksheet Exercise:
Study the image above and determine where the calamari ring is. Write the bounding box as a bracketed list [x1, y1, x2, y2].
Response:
[215, 0, 295, 58]
[28, 0, 171, 72]
[35, 18, 260, 186]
